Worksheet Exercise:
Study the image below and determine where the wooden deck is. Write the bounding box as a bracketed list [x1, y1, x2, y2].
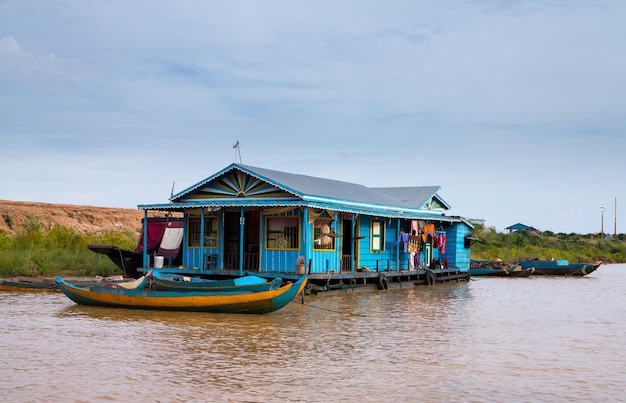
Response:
[150, 266, 470, 295]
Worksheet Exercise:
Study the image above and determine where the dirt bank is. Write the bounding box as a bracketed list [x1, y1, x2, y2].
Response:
[0, 199, 150, 235]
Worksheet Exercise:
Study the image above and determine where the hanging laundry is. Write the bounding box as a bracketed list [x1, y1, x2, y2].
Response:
[422, 224, 435, 243]
[438, 232, 447, 255]
[408, 235, 421, 253]
[400, 231, 409, 253]
[410, 220, 419, 236]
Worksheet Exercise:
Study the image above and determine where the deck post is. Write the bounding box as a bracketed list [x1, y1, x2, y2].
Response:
[302, 207, 310, 273]
[396, 219, 400, 271]
[351, 214, 356, 274]
[200, 207, 205, 273]
[142, 209, 148, 269]
[239, 207, 245, 276]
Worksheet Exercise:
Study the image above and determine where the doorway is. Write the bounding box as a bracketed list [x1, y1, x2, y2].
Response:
[223, 210, 260, 271]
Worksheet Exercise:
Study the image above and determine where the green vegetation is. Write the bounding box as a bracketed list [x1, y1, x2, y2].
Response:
[2, 217, 624, 278]
[470, 224, 626, 263]
[0, 216, 137, 277]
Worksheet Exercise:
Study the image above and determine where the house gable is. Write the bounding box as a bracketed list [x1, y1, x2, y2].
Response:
[172, 164, 296, 202]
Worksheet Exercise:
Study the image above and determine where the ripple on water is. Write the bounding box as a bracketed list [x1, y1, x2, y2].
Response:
[1, 265, 625, 402]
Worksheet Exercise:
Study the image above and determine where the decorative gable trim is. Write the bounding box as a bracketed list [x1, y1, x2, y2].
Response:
[172, 164, 299, 202]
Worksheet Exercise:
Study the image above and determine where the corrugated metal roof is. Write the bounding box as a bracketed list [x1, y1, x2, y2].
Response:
[140, 164, 470, 225]
[370, 186, 445, 210]
[237, 164, 406, 207]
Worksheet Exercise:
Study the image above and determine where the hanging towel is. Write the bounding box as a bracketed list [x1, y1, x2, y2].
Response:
[438, 233, 447, 255]
[411, 220, 419, 236]
[400, 232, 409, 253]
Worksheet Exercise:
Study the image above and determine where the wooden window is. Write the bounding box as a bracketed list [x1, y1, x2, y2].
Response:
[187, 216, 219, 248]
[371, 220, 385, 252]
[313, 218, 335, 250]
[265, 216, 299, 250]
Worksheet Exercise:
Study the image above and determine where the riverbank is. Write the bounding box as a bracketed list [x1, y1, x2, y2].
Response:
[470, 225, 625, 263]
[1, 200, 624, 277]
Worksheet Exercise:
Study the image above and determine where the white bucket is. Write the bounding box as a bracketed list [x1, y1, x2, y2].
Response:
[154, 256, 164, 269]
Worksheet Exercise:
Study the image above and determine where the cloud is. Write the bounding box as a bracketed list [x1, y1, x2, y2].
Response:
[0, 36, 86, 87]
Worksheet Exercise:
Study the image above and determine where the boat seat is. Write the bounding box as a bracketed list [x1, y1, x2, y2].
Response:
[204, 253, 218, 270]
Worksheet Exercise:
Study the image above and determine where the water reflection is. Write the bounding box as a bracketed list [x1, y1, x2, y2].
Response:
[2, 265, 625, 402]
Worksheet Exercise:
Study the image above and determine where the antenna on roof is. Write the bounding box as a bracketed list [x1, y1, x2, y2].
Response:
[169, 181, 175, 200]
[233, 140, 243, 164]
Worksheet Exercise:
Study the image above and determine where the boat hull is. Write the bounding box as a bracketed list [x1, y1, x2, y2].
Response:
[513, 260, 602, 276]
[469, 260, 534, 277]
[0, 276, 126, 292]
[55, 275, 307, 314]
[469, 267, 534, 277]
[150, 271, 280, 292]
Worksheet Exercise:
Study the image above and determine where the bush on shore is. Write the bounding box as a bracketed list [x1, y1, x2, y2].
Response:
[470, 224, 626, 263]
[0, 216, 137, 277]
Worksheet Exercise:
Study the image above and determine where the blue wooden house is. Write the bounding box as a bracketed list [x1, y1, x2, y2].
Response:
[137, 164, 473, 291]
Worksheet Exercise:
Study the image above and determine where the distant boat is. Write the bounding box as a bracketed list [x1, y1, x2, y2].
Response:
[150, 270, 282, 292]
[0, 275, 125, 292]
[512, 259, 602, 276]
[55, 275, 307, 314]
[469, 260, 535, 277]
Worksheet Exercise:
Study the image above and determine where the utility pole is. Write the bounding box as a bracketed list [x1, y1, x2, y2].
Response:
[600, 205, 606, 238]
[615, 197, 617, 237]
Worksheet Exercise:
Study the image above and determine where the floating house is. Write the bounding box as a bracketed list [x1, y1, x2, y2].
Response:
[137, 164, 473, 292]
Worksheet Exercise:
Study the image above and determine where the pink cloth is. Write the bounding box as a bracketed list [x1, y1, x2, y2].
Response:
[411, 220, 419, 236]
[438, 233, 447, 255]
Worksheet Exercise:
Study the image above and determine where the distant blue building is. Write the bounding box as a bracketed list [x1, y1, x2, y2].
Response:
[505, 223, 541, 234]
[138, 164, 473, 289]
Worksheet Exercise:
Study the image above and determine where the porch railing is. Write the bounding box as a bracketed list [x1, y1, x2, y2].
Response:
[223, 252, 259, 271]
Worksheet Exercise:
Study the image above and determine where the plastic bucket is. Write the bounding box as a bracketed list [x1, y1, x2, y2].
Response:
[154, 256, 164, 268]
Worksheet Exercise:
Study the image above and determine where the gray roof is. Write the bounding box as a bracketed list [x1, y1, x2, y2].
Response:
[370, 186, 443, 210]
[238, 164, 413, 207]
[141, 163, 465, 223]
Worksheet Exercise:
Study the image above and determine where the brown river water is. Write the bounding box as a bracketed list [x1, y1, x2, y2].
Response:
[1, 264, 625, 402]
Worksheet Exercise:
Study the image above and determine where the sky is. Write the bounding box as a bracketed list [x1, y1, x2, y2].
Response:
[1, 1, 624, 234]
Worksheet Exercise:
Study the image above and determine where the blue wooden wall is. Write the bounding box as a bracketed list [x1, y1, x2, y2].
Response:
[179, 209, 472, 274]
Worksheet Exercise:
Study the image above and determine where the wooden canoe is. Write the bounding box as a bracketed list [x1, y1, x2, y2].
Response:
[469, 260, 534, 277]
[512, 260, 602, 276]
[0, 275, 126, 292]
[55, 275, 307, 314]
[150, 270, 280, 292]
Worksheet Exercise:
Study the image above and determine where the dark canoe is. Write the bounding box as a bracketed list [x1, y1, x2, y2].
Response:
[87, 245, 144, 279]
[55, 275, 307, 314]
[150, 271, 281, 292]
[513, 260, 602, 276]
[0, 278, 58, 292]
[0, 275, 126, 292]
[469, 260, 534, 277]
[469, 266, 535, 277]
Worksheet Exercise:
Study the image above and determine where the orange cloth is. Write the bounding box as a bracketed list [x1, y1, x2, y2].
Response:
[422, 224, 435, 243]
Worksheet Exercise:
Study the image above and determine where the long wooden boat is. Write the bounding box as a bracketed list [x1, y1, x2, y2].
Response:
[55, 275, 307, 314]
[0, 275, 125, 292]
[469, 260, 534, 277]
[512, 259, 602, 276]
[150, 270, 281, 292]
[0, 278, 58, 292]
[469, 266, 534, 277]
